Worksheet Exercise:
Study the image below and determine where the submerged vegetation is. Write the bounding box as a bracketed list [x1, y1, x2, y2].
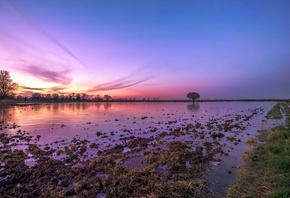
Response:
[227, 102, 290, 198]
[0, 102, 267, 197]
[0, 122, 215, 197]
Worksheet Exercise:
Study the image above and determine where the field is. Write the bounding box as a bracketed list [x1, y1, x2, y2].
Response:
[0, 101, 283, 197]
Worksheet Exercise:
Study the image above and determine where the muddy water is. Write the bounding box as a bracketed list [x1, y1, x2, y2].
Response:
[1, 102, 275, 195]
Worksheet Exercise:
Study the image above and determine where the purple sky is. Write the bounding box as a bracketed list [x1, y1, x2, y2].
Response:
[0, 0, 290, 99]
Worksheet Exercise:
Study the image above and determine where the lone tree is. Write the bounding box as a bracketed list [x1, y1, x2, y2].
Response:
[186, 92, 200, 102]
[0, 70, 18, 100]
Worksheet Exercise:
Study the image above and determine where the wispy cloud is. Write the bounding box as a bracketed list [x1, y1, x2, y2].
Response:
[20, 86, 45, 91]
[88, 76, 152, 92]
[2, 0, 86, 68]
[0, 1, 75, 86]
[51, 86, 67, 92]
[88, 67, 154, 92]
[20, 66, 72, 85]
[20, 85, 68, 93]
[0, 1, 155, 95]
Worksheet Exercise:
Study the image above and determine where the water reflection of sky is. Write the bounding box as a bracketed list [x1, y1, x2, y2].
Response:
[2, 102, 274, 141]
[1, 102, 276, 196]
[187, 102, 200, 112]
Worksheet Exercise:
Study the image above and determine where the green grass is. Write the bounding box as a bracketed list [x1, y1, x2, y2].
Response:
[227, 102, 290, 198]
[265, 102, 284, 119]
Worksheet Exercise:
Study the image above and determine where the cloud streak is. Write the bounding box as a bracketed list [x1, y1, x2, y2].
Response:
[1, 1, 155, 96]
[1, 1, 75, 86]
[88, 77, 152, 92]
[88, 65, 155, 92]
[19, 85, 68, 93]
[20, 86, 45, 91]
[20, 66, 72, 85]
[3, 0, 86, 68]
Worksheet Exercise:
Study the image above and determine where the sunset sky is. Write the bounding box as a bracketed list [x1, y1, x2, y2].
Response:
[0, 0, 290, 99]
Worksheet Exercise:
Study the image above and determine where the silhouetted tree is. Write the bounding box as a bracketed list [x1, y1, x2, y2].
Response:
[76, 93, 81, 101]
[73, 93, 77, 100]
[46, 94, 52, 100]
[32, 93, 42, 100]
[186, 92, 200, 102]
[95, 94, 102, 101]
[81, 93, 89, 101]
[16, 95, 24, 100]
[0, 70, 18, 100]
[60, 94, 65, 100]
[103, 94, 111, 101]
[52, 93, 59, 100]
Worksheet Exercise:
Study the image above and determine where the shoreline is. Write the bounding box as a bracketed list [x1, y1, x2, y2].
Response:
[1, 98, 289, 107]
[227, 102, 290, 197]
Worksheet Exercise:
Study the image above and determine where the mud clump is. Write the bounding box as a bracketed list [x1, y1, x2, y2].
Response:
[0, 129, 216, 197]
[145, 141, 210, 179]
[211, 132, 225, 139]
[126, 137, 151, 149]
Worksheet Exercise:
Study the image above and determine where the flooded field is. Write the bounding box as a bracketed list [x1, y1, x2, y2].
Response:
[1, 102, 277, 197]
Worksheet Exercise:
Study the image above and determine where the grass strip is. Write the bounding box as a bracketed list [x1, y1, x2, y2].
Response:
[265, 102, 284, 119]
[227, 102, 290, 198]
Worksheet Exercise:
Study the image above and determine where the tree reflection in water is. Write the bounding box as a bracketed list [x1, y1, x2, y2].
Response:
[186, 102, 200, 113]
[0, 108, 16, 124]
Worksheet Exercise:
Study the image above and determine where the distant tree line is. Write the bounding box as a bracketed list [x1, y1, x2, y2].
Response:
[15, 93, 112, 102]
[14, 94, 162, 102]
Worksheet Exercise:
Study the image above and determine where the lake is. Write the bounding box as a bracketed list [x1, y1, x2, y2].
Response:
[1, 101, 276, 196]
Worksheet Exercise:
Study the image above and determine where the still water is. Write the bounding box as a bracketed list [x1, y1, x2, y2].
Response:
[1, 102, 276, 195]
